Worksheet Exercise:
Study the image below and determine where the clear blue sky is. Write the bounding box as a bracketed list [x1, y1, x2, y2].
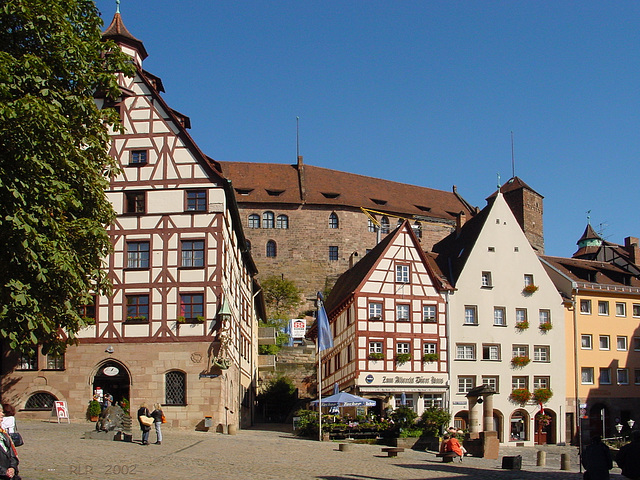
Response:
[95, 0, 640, 258]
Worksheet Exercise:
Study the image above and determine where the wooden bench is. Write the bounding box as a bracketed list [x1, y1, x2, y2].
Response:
[381, 447, 404, 457]
[436, 452, 462, 463]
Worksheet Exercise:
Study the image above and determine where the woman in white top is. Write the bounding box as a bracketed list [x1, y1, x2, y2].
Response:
[1, 404, 16, 434]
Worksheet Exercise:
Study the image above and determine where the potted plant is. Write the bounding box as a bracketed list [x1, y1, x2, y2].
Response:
[536, 413, 552, 427]
[126, 315, 147, 323]
[511, 355, 531, 368]
[523, 284, 539, 294]
[395, 353, 411, 365]
[86, 400, 101, 421]
[515, 320, 529, 331]
[539, 322, 553, 332]
[368, 352, 384, 361]
[422, 353, 438, 363]
[509, 388, 531, 406]
[532, 388, 553, 404]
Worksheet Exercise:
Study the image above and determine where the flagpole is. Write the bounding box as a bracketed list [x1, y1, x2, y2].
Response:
[315, 292, 333, 442]
[318, 327, 322, 442]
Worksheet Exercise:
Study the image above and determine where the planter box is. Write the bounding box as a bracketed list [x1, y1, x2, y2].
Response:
[388, 436, 440, 451]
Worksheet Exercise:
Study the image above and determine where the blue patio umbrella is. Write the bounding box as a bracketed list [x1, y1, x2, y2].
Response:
[333, 383, 339, 395]
[400, 392, 407, 406]
[311, 391, 376, 408]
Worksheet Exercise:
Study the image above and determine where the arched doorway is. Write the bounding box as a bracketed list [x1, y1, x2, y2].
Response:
[493, 410, 504, 442]
[510, 410, 529, 442]
[535, 409, 556, 444]
[454, 410, 469, 431]
[92, 360, 131, 406]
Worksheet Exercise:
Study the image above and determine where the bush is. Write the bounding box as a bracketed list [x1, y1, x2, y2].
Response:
[418, 406, 451, 437]
[86, 400, 101, 420]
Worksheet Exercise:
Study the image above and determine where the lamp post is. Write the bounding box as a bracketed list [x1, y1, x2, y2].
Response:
[616, 423, 623, 443]
[628, 419, 635, 430]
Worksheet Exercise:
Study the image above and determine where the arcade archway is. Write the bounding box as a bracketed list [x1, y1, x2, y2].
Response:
[92, 360, 131, 405]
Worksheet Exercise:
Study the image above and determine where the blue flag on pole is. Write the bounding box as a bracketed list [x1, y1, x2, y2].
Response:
[316, 292, 333, 352]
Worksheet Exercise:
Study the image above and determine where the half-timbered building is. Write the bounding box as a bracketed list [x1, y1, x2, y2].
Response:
[315, 221, 453, 416]
[0, 11, 264, 431]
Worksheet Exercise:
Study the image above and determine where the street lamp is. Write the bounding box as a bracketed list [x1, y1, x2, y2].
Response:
[628, 419, 635, 430]
[616, 423, 623, 441]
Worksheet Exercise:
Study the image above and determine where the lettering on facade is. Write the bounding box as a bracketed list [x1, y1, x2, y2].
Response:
[380, 376, 445, 385]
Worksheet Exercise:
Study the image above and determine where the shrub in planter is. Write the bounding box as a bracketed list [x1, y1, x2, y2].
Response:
[422, 353, 438, 363]
[523, 284, 539, 294]
[368, 352, 384, 361]
[509, 388, 531, 406]
[515, 320, 529, 330]
[395, 353, 411, 365]
[511, 355, 531, 368]
[539, 322, 553, 332]
[532, 388, 553, 404]
[86, 400, 102, 421]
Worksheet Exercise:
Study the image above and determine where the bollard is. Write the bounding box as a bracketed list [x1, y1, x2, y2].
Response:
[537, 450, 546, 466]
[339, 443, 350, 452]
[561, 453, 570, 470]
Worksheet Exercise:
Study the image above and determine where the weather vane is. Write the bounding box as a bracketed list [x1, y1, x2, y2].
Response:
[116, 0, 120, 14]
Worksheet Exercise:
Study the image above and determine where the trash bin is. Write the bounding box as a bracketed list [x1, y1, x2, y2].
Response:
[204, 416, 213, 428]
[502, 455, 522, 470]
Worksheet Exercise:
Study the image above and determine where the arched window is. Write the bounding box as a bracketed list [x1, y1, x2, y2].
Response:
[266, 240, 277, 258]
[248, 214, 260, 229]
[25, 392, 57, 410]
[381, 216, 390, 234]
[329, 212, 339, 229]
[262, 211, 275, 229]
[165, 370, 186, 405]
[367, 218, 377, 233]
[276, 214, 289, 229]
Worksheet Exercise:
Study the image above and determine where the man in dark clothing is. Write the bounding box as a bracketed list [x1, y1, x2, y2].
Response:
[0, 405, 19, 480]
[617, 430, 640, 479]
[582, 435, 612, 479]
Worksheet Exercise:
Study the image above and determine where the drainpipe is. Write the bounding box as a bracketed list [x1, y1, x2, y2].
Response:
[572, 284, 582, 473]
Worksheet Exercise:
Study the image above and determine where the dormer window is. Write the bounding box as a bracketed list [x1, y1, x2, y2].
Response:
[266, 189, 285, 196]
[371, 198, 387, 205]
[235, 188, 253, 196]
[321, 192, 340, 199]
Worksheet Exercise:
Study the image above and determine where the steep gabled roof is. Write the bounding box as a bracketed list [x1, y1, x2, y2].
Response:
[218, 161, 476, 222]
[432, 198, 493, 286]
[486, 176, 543, 201]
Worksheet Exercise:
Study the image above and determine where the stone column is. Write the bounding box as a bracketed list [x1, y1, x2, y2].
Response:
[483, 394, 494, 431]
[468, 396, 480, 436]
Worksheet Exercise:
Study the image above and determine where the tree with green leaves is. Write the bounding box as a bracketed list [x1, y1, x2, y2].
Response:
[0, 1, 134, 354]
[261, 275, 303, 321]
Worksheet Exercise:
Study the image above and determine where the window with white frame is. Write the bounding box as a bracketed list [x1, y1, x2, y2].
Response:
[599, 368, 612, 385]
[634, 337, 640, 351]
[423, 394, 443, 408]
[494, 307, 506, 326]
[512, 344, 528, 358]
[581, 334, 593, 349]
[482, 344, 500, 361]
[516, 308, 527, 324]
[598, 301, 609, 315]
[533, 376, 549, 390]
[423, 343, 437, 354]
[458, 376, 475, 393]
[635, 369, 640, 385]
[369, 341, 383, 353]
[369, 302, 382, 320]
[367, 218, 377, 233]
[396, 342, 410, 354]
[248, 214, 260, 228]
[617, 336, 628, 351]
[482, 376, 499, 392]
[396, 304, 410, 321]
[328, 212, 339, 229]
[533, 345, 550, 362]
[539, 309, 551, 326]
[262, 211, 275, 229]
[423, 305, 436, 323]
[464, 306, 478, 325]
[616, 302, 627, 317]
[276, 214, 289, 229]
[581, 367, 594, 384]
[524, 274, 534, 286]
[634, 304, 640, 318]
[380, 217, 390, 234]
[481, 271, 492, 287]
[599, 335, 610, 350]
[512, 376, 528, 390]
[396, 264, 409, 284]
[618, 368, 629, 385]
[580, 299, 591, 314]
[456, 344, 475, 360]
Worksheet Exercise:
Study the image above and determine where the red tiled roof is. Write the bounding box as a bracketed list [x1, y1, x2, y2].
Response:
[540, 255, 640, 288]
[219, 161, 476, 222]
[102, 13, 148, 60]
[486, 176, 542, 201]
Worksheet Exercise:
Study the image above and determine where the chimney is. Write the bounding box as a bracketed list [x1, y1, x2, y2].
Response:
[624, 237, 640, 264]
[456, 211, 466, 236]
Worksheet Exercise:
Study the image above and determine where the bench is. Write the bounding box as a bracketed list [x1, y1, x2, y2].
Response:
[381, 447, 404, 457]
[436, 452, 462, 463]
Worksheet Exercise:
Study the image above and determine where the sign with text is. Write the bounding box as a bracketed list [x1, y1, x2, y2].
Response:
[54, 400, 70, 423]
[290, 319, 306, 339]
[357, 372, 448, 390]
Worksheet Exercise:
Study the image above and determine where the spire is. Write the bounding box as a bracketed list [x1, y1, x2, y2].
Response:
[577, 223, 602, 248]
[102, 7, 148, 65]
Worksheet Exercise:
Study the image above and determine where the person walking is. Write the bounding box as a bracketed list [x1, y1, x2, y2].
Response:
[582, 435, 613, 479]
[137, 402, 151, 446]
[0, 406, 16, 435]
[617, 430, 640, 479]
[0, 405, 19, 479]
[150, 403, 164, 445]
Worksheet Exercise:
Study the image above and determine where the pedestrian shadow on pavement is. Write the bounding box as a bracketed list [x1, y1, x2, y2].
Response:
[396, 462, 582, 479]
